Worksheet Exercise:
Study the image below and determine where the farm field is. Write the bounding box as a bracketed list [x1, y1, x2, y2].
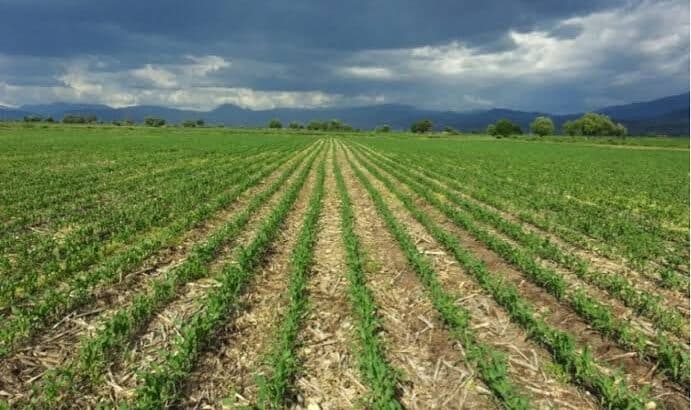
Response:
[0, 125, 689, 409]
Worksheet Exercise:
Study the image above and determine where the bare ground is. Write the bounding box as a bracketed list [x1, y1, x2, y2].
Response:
[291, 148, 365, 410]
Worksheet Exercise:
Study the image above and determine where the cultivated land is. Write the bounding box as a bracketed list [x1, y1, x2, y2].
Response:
[0, 125, 689, 409]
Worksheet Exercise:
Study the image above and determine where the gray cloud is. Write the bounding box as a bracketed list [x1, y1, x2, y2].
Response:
[0, 0, 687, 112]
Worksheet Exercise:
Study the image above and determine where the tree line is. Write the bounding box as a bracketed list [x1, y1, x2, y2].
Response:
[17, 111, 628, 137]
[406, 112, 627, 137]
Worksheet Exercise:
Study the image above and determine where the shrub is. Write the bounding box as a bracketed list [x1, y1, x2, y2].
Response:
[268, 119, 283, 129]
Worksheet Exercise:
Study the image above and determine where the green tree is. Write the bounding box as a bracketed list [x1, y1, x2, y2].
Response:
[326, 119, 343, 130]
[561, 113, 625, 137]
[530, 116, 555, 136]
[410, 119, 433, 133]
[288, 121, 301, 129]
[614, 122, 628, 137]
[376, 124, 391, 133]
[182, 120, 197, 127]
[486, 124, 497, 136]
[144, 117, 165, 127]
[268, 119, 283, 129]
[562, 120, 579, 136]
[492, 119, 522, 137]
[307, 120, 323, 130]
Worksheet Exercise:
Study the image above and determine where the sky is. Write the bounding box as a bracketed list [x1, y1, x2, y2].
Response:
[0, 0, 688, 113]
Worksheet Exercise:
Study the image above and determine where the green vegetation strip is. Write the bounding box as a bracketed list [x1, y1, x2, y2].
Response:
[0, 148, 295, 310]
[357, 144, 687, 338]
[0, 144, 318, 358]
[374, 148, 689, 290]
[333, 149, 402, 409]
[132, 147, 324, 409]
[351, 145, 689, 388]
[1, 142, 273, 216]
[24, 145, 322, 408]
[343, 144, 654, 408]
[2, 152, 262, 285]
[343, 148, 531, 409]
[255, 153, 326, 408]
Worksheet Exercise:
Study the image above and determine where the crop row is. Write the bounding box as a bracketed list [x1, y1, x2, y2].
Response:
[356, 143, 687, 337]
[365, 140, 687, 277]
[349, 144, 689, 388]
[0, 146, 298, 279]
[371, 147, 689, 291]
[332, 145, 402, 409]
[24, 143, 323, 408]
[255, 148, 326, 408]
[132, 146, 326, 409]
[0, 148, 297, 310]
[341, 143, 653, 408]
[343, 147, 531, 408]
[0, 142, 321, 358]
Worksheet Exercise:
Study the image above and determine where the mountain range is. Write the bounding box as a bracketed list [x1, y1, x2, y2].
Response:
[1, 92, 688, 135]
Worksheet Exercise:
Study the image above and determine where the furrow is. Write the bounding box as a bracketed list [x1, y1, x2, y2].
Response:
[290, 144, 364, 410]
[0, 143, 317, 359]
[3, 143, 322, 408]
[342, 143, 687, 409]
[350, 144, 690, 390]
[174, 146, 324, 408]
[359, 145, 689, 293]
[80, 146, 323, 407]
[336, 146, 499, 409]
[129, 144, 325, 409]
[354, 144, 689, 338]
[345, 144, 600, 410]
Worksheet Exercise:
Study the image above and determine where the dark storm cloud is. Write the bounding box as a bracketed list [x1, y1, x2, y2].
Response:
[0, 0, 687, 112]
[0, 0, 623, 56]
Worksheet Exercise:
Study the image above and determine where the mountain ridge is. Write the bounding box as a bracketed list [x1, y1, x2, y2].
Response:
[2, 92, 688, 135]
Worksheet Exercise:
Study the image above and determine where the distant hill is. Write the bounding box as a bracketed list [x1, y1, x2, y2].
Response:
[0, 105, 32, 120]
[598, 93, 689, 120]
[4, 92, 688, 136]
